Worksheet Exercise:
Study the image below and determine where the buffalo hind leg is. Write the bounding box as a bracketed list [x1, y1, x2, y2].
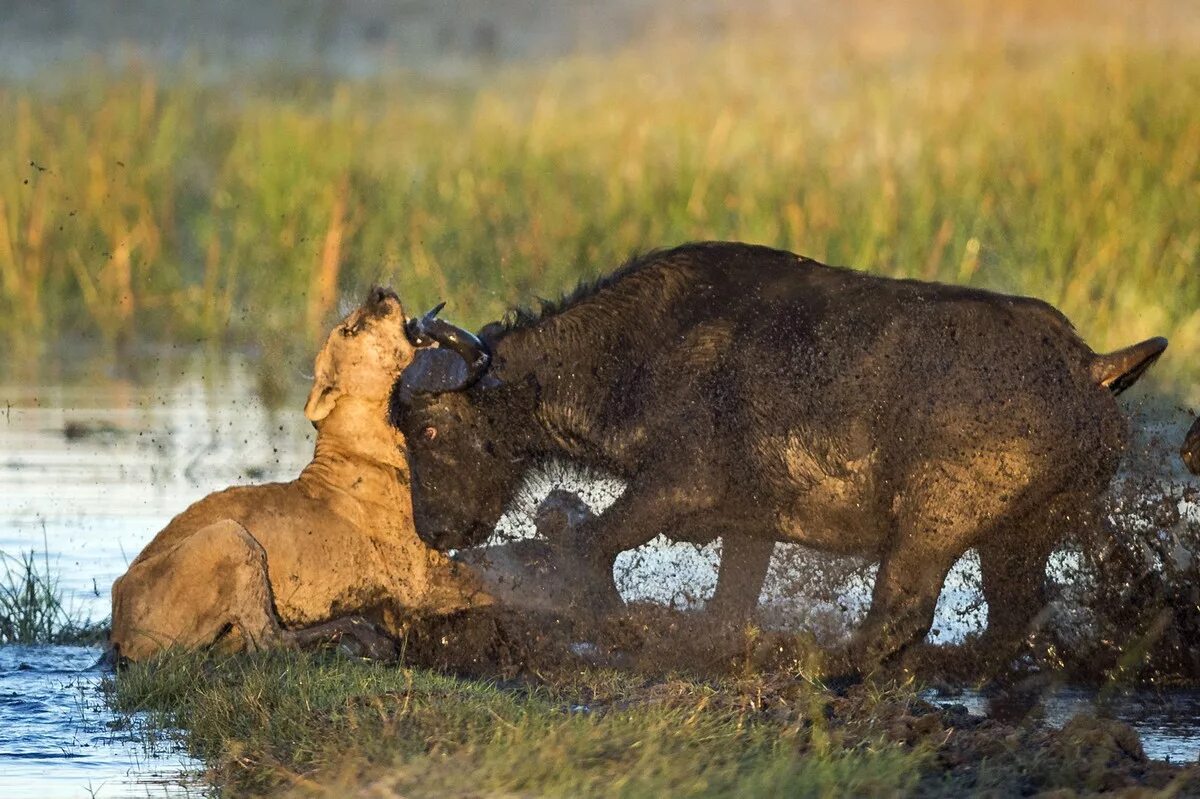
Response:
[977, 493, 1091, 668]
[976, 536, 1055, 674]
[708, 536, 774, 622]
[851, 459, 1033, 675]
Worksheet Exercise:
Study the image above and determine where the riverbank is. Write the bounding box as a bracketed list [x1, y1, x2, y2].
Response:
[109, 642, 1200, 797]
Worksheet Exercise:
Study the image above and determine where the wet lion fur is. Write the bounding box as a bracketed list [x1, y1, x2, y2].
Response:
[110, 288, 491, 662]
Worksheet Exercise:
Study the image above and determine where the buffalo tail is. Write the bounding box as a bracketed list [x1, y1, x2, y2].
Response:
[1089, 336, 1168, 395]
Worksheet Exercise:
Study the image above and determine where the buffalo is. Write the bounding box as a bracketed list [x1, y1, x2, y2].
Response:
[391, 241, 1166, 671]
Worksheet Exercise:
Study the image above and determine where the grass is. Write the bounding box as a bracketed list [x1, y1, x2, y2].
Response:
[0, 547, 107, 645]
[107, 647, 1200, 797]
[106, 648, 929, 797]
[1, 25, 1198, 399]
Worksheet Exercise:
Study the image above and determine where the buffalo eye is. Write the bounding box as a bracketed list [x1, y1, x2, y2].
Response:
[422, 426, 437, 441]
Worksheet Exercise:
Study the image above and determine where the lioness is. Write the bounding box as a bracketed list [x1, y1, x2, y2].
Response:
[110, 287, 491, 662]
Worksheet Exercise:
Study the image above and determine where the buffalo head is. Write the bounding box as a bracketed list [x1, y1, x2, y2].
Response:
[390, 306, 538, 551]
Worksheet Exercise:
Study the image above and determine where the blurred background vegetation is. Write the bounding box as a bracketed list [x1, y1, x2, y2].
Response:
[1, 0, 1197, 401]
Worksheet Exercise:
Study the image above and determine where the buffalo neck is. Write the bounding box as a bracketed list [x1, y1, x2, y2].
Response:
[487, 306, 671, 470]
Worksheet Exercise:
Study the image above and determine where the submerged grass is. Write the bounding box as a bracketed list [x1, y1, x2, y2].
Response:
[1, 27, 1198, 396]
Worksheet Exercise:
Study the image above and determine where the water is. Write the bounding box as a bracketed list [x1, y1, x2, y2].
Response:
[1, 353, 313, 798]
[2, 353, 1200, 796]
[0, 645, 201, 799]
[926, 687, 1200, 764]
[0, 0, 674, 82]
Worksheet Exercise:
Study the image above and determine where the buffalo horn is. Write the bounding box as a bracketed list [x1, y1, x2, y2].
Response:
[407, 304, 492, 391]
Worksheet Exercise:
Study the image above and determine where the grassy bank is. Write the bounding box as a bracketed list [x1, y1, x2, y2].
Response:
[109, 648, 1199, 797]
[2, 31, 1198, 396]
[108, 650, 925, 797]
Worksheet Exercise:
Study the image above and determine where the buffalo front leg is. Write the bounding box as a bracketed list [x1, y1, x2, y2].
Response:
[708, 536, 773, 622]
[568, 480, 721, 612]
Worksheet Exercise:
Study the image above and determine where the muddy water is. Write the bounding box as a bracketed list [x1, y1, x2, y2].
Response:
[2, 354, 1200, 794]
[925, 686, 1200, 764]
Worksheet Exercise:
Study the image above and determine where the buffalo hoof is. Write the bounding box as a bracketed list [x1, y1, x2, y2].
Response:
[534, 489, 596, 547]
[704, 592, 759, 625]
[983, 679, 1054, 724]
[822, 670, 864, 695]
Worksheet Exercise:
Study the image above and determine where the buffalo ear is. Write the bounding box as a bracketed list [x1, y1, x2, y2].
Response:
[304, 372, 342, 422]
[478, 321, 505, 347]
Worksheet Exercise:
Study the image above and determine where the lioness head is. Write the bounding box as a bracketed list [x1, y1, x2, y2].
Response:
[305, 286, 419, 424]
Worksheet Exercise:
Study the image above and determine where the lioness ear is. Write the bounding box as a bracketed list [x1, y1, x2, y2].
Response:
[304, 374, 342, 422]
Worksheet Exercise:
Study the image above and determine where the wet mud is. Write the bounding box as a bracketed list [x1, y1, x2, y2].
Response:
[394, 603, 1200, 793]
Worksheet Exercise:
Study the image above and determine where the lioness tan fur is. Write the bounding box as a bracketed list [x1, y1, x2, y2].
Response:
[110, 288, 491, 662]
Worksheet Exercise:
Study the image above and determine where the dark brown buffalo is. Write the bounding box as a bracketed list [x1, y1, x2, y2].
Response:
[391, 241, 1166, 671]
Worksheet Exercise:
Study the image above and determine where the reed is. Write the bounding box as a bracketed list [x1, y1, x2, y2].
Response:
[1, 33, 1197, 397]
[0, 548, 105, 645]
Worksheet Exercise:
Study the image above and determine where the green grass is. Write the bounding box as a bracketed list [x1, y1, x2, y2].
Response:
[2, 34, 1198, 398]
[108, 649, 930, 797]
[0, 548, 107, 645]
[108, 648, 1200, 797]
